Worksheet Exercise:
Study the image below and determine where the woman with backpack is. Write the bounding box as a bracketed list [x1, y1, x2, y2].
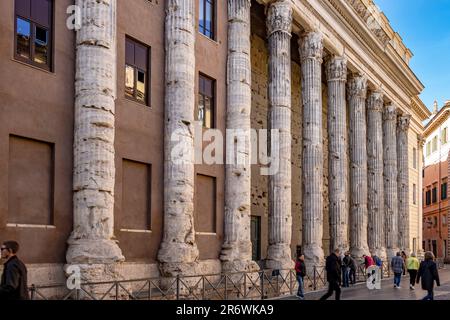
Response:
[416, 251, 440, 300]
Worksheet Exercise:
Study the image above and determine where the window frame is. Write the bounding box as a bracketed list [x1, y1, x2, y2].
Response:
[14, 0, 53, 71]
[124, 36, 151, 106]
[199, 0, 216, 40]
[197, 73, 216, 129]
[413, 183, 417, 205]
[432, 185, 438, 203]
[442, 181, 448, 200]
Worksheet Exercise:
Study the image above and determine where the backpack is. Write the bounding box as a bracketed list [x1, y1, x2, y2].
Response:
[374, 256, 382, 267]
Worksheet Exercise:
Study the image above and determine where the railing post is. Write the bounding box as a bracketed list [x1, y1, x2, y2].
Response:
[289, 271, 293, 295]
[313, 266, 317, 291]
[244, 272, 247, 298]
[176, 275, 180, 300]
[202, 276, 205, 300]
[115, 282, 119, 300]
[224, 275, 228, 300]
[261, 271, 264, 300]
[29, 285, 35, 300]
[76, 288, 80, 300]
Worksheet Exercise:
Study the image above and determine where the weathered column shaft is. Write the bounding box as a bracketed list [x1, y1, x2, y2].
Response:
[367, 91, 386, 259]
[266, 0, 293, 270]
[397, 114, 411, 252]
[67, 0, 124, 269]
[325, 57, 349, 254]
[157, 0, 199, 276]
[383, 104, 399, 259]
[299, 32, 324, 267]
[221, 0, 259, 273]
[348, 75, 370, 257]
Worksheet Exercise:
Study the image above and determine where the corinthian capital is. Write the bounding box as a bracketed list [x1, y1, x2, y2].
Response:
[347, 75, 367, 99]
[299, 32, 323, 61]
[367, 90, 384, 112]
[383, 104, 398, 121]
[267, 0, 292, 37]
[325, 56, 347, 82]
[397, 114, 411, 132]
[417, 133, 425, 147]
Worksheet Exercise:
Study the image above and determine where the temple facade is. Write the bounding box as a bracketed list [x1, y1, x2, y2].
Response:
[0, 0, 431, 284]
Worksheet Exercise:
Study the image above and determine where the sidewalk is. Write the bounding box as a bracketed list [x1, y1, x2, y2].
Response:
[280, 266, 450, 300]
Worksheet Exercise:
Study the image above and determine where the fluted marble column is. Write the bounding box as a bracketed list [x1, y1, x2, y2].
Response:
[157, 0, 200, 277]
[397, 114, 411, 253]
[367, 91, 386, 260]
[348, 75, 370, 258]
[299, 32, 324, 268]
[266, 0, 293, 270]
[383, 104, 399, 259]
[221, 0, 259, 273]
[325, 56, 349, 254]
[66, 0, 124, 279]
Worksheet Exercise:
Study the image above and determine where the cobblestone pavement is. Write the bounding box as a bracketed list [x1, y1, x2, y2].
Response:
[280, 266, 450, 300]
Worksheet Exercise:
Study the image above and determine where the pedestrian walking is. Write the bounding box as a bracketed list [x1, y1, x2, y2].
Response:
[401, 251, 407, 275]
[406, 252, 420, 290]
[0, 240, 29, 300]
[391, 252, 405, 288]
[342, 252, 352, 288]
[294, 254, 306, 299]
[320, 248, 342, 300]
[348, 254, 357, 285]
[416, 251, 440, 300]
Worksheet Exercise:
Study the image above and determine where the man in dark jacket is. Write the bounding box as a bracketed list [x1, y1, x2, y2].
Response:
[319, 248, 341, 300]
[416, 251, 440, 300]
[0, 241, 29, 300]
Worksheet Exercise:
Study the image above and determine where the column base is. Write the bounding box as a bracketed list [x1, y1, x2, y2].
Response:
[220, 241, 260, 274]
[303, 243, 324, 272]
[157, 241, 199, 267]
[66, 238, 125, 265]
[266, 244, 294, 270]
[350, 246, 370, 259]
[63, 263, 128, 299]
[386, 248, 400, 260]
[371, 247, 388, 262]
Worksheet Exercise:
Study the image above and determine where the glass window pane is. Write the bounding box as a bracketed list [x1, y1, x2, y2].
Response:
[34, 25, 48, 64]
[125, 65, 135, 98]
[199, 0, 205, 34]
[136, 70, 146, 102]
[206, 1, 212, 37]
[16, 17, 31, 59]
[198, 94, 205, 125]
[204, 96, 212, 128]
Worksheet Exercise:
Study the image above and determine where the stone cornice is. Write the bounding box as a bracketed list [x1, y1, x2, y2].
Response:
[411, 96, 432, 122]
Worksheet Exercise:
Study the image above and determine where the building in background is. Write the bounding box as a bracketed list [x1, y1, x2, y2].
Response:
[423, 100, 450, 262]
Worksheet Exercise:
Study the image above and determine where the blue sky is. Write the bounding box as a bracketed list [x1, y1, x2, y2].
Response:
[375, 0, 450, 111]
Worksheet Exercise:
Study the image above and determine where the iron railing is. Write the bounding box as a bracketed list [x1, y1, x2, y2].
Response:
[28, 263, 393, 301]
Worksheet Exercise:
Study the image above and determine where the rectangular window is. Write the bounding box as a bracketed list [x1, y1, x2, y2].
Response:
[426, 189, 431, 206]
[413, 147, 417, 169]
[14, 0, 53, 70]
[251, 216, 261, 261]
[198, 74, 215, 128]
[441, 182, 447, 200]
[125, 37, 150, 105]
[432, 136, 438, 152]
[199, 0, 215, 39]
[442, 127, 448, 144]
[434, 216, 438, 227]
[195, 174, 217, 233]
[432, 186, 437, 203]
[413, 183, 417, 205]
